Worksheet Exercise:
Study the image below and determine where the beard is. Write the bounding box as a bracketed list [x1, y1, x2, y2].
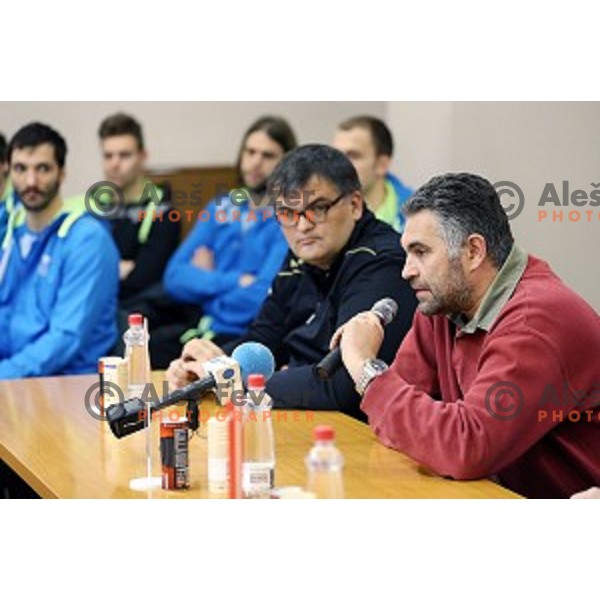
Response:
[19, 181, 60, 213]
[416, 259, 474, 317]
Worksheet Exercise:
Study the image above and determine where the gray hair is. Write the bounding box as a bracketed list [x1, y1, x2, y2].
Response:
[403, 173, 514, 268]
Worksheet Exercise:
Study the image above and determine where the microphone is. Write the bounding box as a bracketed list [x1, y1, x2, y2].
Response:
[106, 343, 276, 439]
[106, 355, 241, 439]
[314, 298, 398, 380]
[232, 341, 275, 387]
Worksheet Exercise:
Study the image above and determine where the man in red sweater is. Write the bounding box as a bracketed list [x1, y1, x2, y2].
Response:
[334, 173, 600, 498]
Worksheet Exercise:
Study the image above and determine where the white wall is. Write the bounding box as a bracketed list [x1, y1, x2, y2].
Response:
[387, 101, 600, 310]
[0, 101, 386, 196]
[2, 100, 598, 310]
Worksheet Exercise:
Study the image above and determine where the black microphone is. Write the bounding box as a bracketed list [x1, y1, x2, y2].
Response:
[106, 376, 213, 438]
[314, 298, 398, 380]
[106, 356, 241, 439]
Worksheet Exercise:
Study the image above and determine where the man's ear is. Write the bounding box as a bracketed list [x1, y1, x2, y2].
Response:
[465, 234, 488, 272]
[351, 191, 365, 221]
[375, 154, 391, 178]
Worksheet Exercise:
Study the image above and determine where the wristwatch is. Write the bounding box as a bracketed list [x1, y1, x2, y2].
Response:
[355, 358, 388, 396]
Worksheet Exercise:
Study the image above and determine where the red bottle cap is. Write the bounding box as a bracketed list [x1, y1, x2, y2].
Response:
[247, 374, 266, 388]
[313, 425, 335, 441]
[128, 313, 144, 327]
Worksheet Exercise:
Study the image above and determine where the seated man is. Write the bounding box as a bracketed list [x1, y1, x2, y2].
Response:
[332, 115, 413, 232]
[0, 123, 119, 379]
[334, 172, 600, 497]
[155, 116, 296, 368]
[67, 113, 180, 304]
[166, 144, 417, 421]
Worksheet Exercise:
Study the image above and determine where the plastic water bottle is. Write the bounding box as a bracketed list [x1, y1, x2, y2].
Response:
[123, 313, 150, 399]
[241, 374, 275, 499]
[305, 425, 344, 499]
[123, 313, 159, 491]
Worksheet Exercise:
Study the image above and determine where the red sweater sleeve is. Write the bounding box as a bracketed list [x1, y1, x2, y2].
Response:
[361, 317, 589, 481]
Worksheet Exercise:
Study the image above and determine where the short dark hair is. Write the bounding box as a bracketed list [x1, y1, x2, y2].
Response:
[8, 122, 68, 168]
[98, 113, 144, 150]
[0, 132, 7, 164]
[236, 115, 297, 184]
[404, 173, 514, 268]
[338, 115, 394, 157]
[268, 144, 361, 200]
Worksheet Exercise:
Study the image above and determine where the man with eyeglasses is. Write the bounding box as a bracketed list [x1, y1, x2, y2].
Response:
[166, 144, 417, 420]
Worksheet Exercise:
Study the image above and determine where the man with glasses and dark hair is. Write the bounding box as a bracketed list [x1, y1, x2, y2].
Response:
[166, 144, 417, 420]
[333, 172, 600, 497]
[0, 122, 118, 379]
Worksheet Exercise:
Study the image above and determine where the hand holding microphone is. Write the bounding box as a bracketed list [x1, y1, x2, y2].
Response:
[110, 342, 276, 439]
[167, 338, 277, 392]
[107, 354, 243, 439]
[315, 298, 398, 381]
[166, 338, 227, 391]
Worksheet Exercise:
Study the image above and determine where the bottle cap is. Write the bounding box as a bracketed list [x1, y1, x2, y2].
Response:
[313, 425, 335, 442]
[247, 373, 266, 389]
[128, 313, 144, 327]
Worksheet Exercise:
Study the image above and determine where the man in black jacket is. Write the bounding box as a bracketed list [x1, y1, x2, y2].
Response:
[166, 144, 416, 420]
[68, 113, 180, 301]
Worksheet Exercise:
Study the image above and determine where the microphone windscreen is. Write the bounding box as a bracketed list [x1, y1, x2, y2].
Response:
[231, 342, 276, 387]
[372, 298, 398, 326]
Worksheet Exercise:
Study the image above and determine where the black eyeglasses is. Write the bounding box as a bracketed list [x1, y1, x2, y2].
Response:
[275, 193, 347, 228]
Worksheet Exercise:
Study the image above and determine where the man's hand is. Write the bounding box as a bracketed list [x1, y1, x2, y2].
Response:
[166, 357, 200, 392]
[181, 338, 225, 363]
[330, 311, 385, 385]
[192, 246, 215, 271]
[119, 260, 135, 280]
[239, 274, 257, 288]
[165, 339, 226, 392]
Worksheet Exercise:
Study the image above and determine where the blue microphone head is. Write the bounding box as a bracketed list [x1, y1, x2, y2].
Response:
[231, 342, 276, 387]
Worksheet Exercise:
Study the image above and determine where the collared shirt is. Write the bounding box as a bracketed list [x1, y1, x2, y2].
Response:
[361, 245, 600, 498]
[452, 244, 528, 334]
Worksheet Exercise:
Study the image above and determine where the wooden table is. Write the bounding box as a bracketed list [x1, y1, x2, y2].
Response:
[0, 374, 520, 499]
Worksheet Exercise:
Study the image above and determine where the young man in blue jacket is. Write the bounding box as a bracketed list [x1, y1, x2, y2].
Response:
[333, 115, 413, 232]
[153, 116, 296, 368]
[0, 123, 119, 379]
